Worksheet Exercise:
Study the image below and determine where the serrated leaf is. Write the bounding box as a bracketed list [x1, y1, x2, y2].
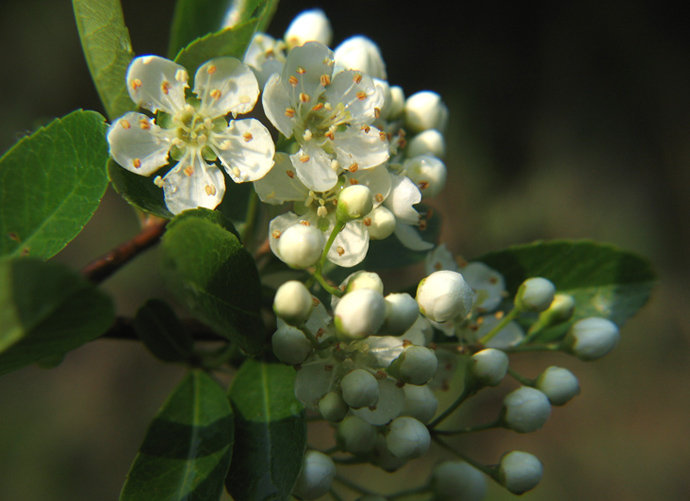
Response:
[0, 258, 114, 376]
[0, 110, 110, 260]
[476, 240, 656, 342]
[120, 370, 234, 501]
[161, 209, 264, 355]
[226, 359, 305, 501]
[134, 299, 194, 363]
[108, 159, 174, 219]
[73, 0, 136, 120]
[174, 19, 260, 76]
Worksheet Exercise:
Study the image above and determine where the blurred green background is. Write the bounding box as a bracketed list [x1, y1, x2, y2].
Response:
[1, 0, 689, 499]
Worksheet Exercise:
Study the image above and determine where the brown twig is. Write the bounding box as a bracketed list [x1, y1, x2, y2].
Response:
[81, 216, 168, 284]
[100, 316, 226, 342]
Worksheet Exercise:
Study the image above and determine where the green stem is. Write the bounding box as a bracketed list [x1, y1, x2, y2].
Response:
[431, 418, 501, 436]
[240, 189, 260, 246]
[334, 475, 376, 496]
[427, 377, 479, 429]
[389, 485, 432, 500]
[507, 368, 535, 386]
[504, 342, 561, 354]
[432, 436, 496, 478]
[478, 308, 520, 345]
[329, 489, 346, 501]
[311, 220, 346, 297]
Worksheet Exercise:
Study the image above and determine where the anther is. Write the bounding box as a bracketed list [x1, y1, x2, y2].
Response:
[139, 119, 150, 130]
[288, 75, 299, 87]
[337, 246, 345, 256]
[296, 66, 306, 74]
[161, 81, 172, 95]
[130, 78, 142, 91]
[374, 107, 381, 118]
[312, 102, 324, 112]
[132, 158, 141, 169]
[153, 176, 164, 187]
[375, 193, 384, 203]
[210, 89, 222, 100]
[379, 131, 387, 141]
[175, 69, 188, 82]
[120, 120, 131, 129]
[299, 154, 310, 163]
[349, 178, 359, 185]
[418, 181, 429, 190]
[320, 74, 331, 86]
[183, 165, 194, 177]
[243, 132, 253, 142]
[285, 107, 296, 118]
[299, 92, 311, 103]
[495, 311, 505, 320]
[299, 220, 311, 226]
[207, 64, 217, 75]
[361, 125, 371, 133]
[363, 217, 372, 226]
[348, 163, 359, 173]
[272, 230, 281, 239]
[286, 170, 295, 178]
[205, 184, 217, 196]
[356, 91, 367, 101]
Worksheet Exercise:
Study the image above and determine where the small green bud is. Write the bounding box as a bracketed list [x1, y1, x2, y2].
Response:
[401, 384, 438, 424]
[271, 325, 313, 366]
[385, 416, 430, 459]
[318, 391, 349, 422]
[344, 270, 384, 294]
[563, 317, 620, 360]
[515, 277, 556, 312]
[404, 91, 448, 133]
[497, 451, 543, 495]
[432, 461, 487, 501]
[535, 366, 580, 406]
[501, 386, 551, 433]
[277, 223, 324, 269]
[471, 348, 509, 386]
[383, 293, 420, 335]
[388, 346, 438, 385]
[340, 369, 379, 409]
[336, 184, 374, 223]
[407, 129, 446, 158]
[404, 154, 447, 200]
[273, 280, 313, 326]
[536, 293, 575, 327]
[337, 415, 377, 455]
[292, 450, 336, 500]
[334, 288, 386, 340]
[416, 270, 475, 323]
[366, 205, 396, 240]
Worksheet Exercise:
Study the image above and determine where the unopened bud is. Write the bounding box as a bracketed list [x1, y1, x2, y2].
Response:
[537, 293, 575, 327]
[340, 369, 379, 409]
[535, 366, 580, 406]
[404, 91, 448, 133]
[416, 270, 475, 323]
[407, 129, 446, 158]
[334, 288, 386, 340]
[497, 451, 543, 495]
[385, 416, 430, 459]
[401, 384, 438, 423]
[336, 184, 374, 223]
[471, 348, 509, 386]
[334, 36, 387, 80]
[277, 223, 324, 269]
[292, 450, 336, 500]
[515, 277, 556, 313]
[388, 346, 438, 385]
[273, 280, 313, 326]
[284, 9, 332, 48]
[563, 317, 620, 360]
[384, 293, 419, 335]
[502, 386, 551, 433]
[344, 270, 384, 294]
[337, 415, 377, 454]
[365, 205, 396, 240]
[318, 391, 349, 422]
[432, 461, 487, 501]
[271, 325, 313, 365]
[404, 155, 447, 200]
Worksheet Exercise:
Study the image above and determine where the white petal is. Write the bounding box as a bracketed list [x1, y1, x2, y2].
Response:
[325, 70, 384, 120]
[333, 126, 389, 170]
[212, 118, 275, 183]
[127, 55, 187, 114]
[107, 112, 172, 176]
[292, 146, 339, 192]
[262, 73, 296, 137]
[327, 222, 369, 267]
[281, 41, 333, 106]
[352, 379, 404, 425]
[344, 165, 392, 206]
[384, 174, 422, 224]
[295, 355, 340, 410]
[425, 244, 459, 275]
[334, 36, 387, 80]
[253, 152, 309, 204]
[161, 153, 225, 214]
[194, 58, 260, 117]
[461, 262, 506, 312]
[394, 222, 434, 251]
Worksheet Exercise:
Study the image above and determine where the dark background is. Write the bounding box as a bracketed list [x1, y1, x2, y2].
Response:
[0, 1, 689, 499]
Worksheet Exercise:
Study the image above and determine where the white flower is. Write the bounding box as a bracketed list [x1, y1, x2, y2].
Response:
[107, 55, 275, 215]
[404, 90, 448, 133]
[243, 33, 287, 88]
[403, 154, 447, 200]
[416, 270, 475, 323]
[263, 42, 389, 192]
[334, 36, 387, 80]
[285, 9, 333, 48]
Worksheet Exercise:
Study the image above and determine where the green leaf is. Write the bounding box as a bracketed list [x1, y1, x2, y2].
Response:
[174, 19, 260, 76]
[161, 209, 264, 355]
[120, 370, 234, 501]
[226, 359, 305, 501]
[0, 258, 114, 376]
[134, 299, 195, 363]
[476, 240, 656, 342]
[73, 0, 136, 120]
[168, 0, 233, 59]
[0, 110, 110, 260]
[108, 159, 174, 219]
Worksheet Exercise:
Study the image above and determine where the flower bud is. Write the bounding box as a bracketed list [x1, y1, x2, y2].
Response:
[292, 450, 336, 500]
[471, 348, 509, 386]
[401, 384, 438, 423]
[535, 366, 580, 406]
[515, 277, 556, 313]
[416, 270, 475, 323]
[384, 293, 419, 335]
[284, 9, 332, 48]
[334, 288, 386, 340]
[273, 280, 313, 326]
[388, 346, 438, 385]
[403, 155, 447, 200]
[563, 317, 620, 360]
[497, 451, 543, 495]
[382, 85, 405, 120]
[277, 223, 324, 269]
[385, 416, 430, 459]
[502, 387, 551, 433]
[318, 391, 349, 422]
[432, 461, 487, 501]
[336, 184, 374, 223]
[334, 36, 387, 80]
[271, 325, 313, 365]
[370, 434, 408, 472]
[536, 293, 575, 327]
[407, 129, 446, 158]
[337, 415, 377, 455]
[365, 205, 396, 240]
[404, 91, 448, 133]
[344, 270, 384, 294]
[340, 369, 379, 409]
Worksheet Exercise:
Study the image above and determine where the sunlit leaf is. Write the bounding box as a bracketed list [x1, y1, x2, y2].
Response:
[226, 359, 305, 501]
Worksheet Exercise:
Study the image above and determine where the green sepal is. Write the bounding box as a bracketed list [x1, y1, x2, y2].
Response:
[226, 359, 306, 501]
[160, 209, 264, 355]
[134, 299, 195, 363]
[0, 110, 110, 260]
[72, 0, 136, 120]
[120, 370, 234, 501]
[476, 240, 656, 342]
[0, 258, 115, 376]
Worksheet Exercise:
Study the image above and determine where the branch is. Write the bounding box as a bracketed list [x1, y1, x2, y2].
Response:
[99, 316, 227, 342]
[82, 216, 168, 284]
